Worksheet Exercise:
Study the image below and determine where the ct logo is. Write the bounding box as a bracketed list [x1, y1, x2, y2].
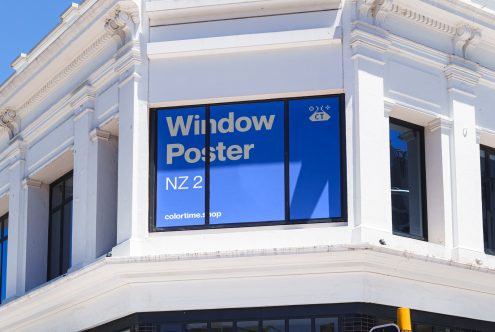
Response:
[308, 105, 331, 122]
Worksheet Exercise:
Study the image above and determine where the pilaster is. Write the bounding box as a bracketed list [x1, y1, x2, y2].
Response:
[444, 58, 485, 262]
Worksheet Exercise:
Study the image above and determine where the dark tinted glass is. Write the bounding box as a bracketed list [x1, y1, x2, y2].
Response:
[48, 172, 73, 281]
[481, 147, 495, 254]
[415, 324, 433, 332]
[185, 323, 208, 332]
[263, 320, 285, 332]
[51, 181, 64, 208]
[237, 321, 259, 332]
[1, 239, 6, 302]
[61, 201, 72, 274]
[489, 153, 495, 178]
[481, 150, 486, 177]
[2, 218, 7, 238]
[211, 322, 234, 332]
[315, 318, 337, 332]
[288, 319, 311, 332]
[390, 121, 426, 239]
[65, 176, 73, 199]
[48, 210, 62, 279]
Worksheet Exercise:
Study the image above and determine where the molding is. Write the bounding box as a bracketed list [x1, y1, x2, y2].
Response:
[89, 129, 111, 142]
[147, 28, 339, 60]
[428, 117, 453, 133]
[21, 178, 42, 189]
[18, 33, 113, 115]
[1, 245, 495, 329]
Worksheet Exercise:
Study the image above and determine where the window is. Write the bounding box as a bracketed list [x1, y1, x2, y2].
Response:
[47, 171, 73, 280]
[389, 119, 427, 240]
[0, 214, 7, 303]
[480, 146, 495, 254]
[150, 95, 346, 230]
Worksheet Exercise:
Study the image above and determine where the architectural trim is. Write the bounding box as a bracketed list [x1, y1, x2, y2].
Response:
[428, 117, 453, 133]
[18, 33, 113, 114]
[21, 178, 42, 189]
[90, 129, 112, 142]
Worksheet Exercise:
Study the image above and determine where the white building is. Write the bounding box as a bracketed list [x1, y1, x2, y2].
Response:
[0, 0, 494, 330]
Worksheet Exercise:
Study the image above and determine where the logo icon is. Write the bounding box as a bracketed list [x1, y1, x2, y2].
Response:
[309, 105, 331, 122]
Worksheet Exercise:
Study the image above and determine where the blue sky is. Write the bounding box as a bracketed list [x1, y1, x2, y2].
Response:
[0, 1, 79, 84]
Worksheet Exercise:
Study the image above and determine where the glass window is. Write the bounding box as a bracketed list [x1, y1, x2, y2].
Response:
[237, 321, 259, 332]
[315, 318, 337, 332]
[48, 172, 73, 280]
[210, 101, 285, 224]
[211, 322, 234, 332]
[262, 320, 285, 332]
[389, 119, 427, 239]
[481, 146, 495, 254]
[152, 95, 345, 230]
[186, 323, 208, 332]
[288, 319, 311, 332]
[289, 97, 342, 220]
[0, 214, 7, 303]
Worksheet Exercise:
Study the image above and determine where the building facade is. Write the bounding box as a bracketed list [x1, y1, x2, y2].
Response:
[0, 0, 494, 331]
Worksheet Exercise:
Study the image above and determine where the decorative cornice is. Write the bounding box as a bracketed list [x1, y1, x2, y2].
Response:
[390, 3, 455, 34]
[18, 33, 112, 115]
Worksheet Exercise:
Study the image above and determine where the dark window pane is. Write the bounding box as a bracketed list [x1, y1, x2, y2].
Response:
[263, 320, 285, 332]
[415, 324, 433, 332]
[51, 181, 64, 209]
[48, 210, 62, 280]
[61, 202, 72, 274]
[155, 107, 206, 227]
[237, 321, 259, 332]
[211, 322, 234, 332]
[289, 96, 342, 220]
[490, 153, 495, 178]
[65, 176, 73, 199]
[210, 101, 285, 224]
[481, 150, 486, 177]
[185, 323, 208, 332]
[1, 239, 7, 302]
[390, 121, 425, 238]
[315, 318, 338, 332]
[3, 217, 7, 238]
[288, 319, 311, 332]
[160, 323, 183, 332]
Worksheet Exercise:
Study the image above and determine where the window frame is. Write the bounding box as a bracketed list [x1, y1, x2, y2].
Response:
[47, 170, 73, 280]
[389, 117, 428, 241]
[480, 144, 495, 255]
[0, 213, 7, 303]
[149, 94, 347, 232]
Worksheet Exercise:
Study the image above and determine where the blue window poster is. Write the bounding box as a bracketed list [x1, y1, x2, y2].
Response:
[289, 96, 342, 220]
[153, 95, 344, 230]
[155, 106, 206, 228]
[209, 101, 285, 224]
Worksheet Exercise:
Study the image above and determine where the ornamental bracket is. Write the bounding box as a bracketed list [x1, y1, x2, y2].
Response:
[0, 109, 18, 140]
[105, 3, 140, 47]
[454, 25, 481, 59]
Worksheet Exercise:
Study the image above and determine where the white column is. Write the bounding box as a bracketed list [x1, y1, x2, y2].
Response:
[114, 65, 148, 256]
[91, 129, 118, 258]
[24, 179, 49, 291]
[351, 37, 393, 243]
[445, 60, 484, 262]
[71, 107, 95, 270]
[425, 118, 454, 247]
[6, 148, 26, 299]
